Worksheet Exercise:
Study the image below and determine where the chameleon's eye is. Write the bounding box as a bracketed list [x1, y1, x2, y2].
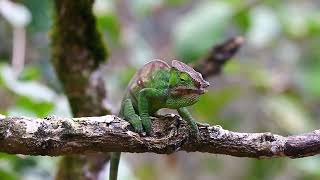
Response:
[180, 73, 188, 82]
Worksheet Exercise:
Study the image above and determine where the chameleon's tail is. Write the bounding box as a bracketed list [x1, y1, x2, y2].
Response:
[110, 152, 121, 180]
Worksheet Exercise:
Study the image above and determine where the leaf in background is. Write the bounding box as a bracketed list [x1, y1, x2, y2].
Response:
[233, 10, 251, 33]
[246, 159, 285, 180]
[308, 13, 320, 36]
[0, 0, 31, 28]
[0, 65, 70, 117]
[0, 153, 21, 180]
[22, 0, 52, 32]
[135, 162, 156, 180]
[0, 169, 17, 180]
[93, 0, 121, 44]
[0, 157, 14, 174]
[279, 4, 320, 38]
[97, 14, 121, 44]
[0, 65, 56, 102]
[296, 38, 320, 98]
[263, 95, 312, 134]
[18, 65, 41, 81]
[247, 6, 280, 47]
[294, 157, 320, 178]
[15, 96, 54, 117]
[297, 69, 320, 98]
[173, 1, 233, 63]
[0, 153, 55, 180]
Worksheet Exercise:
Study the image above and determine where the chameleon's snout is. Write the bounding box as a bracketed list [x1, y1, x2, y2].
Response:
[201, 80, 210, 88]
[198, 88, 207, 94]
[197, 80, 209, 94]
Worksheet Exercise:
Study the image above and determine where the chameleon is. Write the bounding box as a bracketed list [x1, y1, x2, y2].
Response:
[110, 59, 210, 180]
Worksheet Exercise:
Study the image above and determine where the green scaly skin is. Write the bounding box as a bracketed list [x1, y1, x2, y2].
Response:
[110, 59, 209, 180]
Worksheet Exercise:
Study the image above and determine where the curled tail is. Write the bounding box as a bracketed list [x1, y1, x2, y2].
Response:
[110, 152, 121, 180]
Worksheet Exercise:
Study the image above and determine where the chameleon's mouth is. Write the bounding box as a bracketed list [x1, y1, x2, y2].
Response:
[171, 87, 207, 96]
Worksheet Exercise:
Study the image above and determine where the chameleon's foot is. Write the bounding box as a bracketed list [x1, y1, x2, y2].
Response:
[188, 121, 200, 140]
[142, 121, 152, 136]
[130, 118, 143, 133]
[190, 128, 200, 140]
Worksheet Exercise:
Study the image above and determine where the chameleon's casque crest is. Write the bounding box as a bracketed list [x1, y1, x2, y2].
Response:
[128, 59, 170, 91]
[172, 60, 210, 88]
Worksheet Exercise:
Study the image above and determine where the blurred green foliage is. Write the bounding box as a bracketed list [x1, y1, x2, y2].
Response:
[194, 87, 241, 128]
[0, 0, 320, 180]
[173, 1, 232, 62]
[246, 159, 285, 180]
[23, 0, 52, 32]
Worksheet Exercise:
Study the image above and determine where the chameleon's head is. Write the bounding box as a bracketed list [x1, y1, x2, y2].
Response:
[167, 60, 210, 108]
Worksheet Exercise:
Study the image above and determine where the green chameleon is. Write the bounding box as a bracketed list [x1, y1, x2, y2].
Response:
[110, 59, 210, 180]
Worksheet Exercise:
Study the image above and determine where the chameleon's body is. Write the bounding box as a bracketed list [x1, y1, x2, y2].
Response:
[110, 59, 209, 180]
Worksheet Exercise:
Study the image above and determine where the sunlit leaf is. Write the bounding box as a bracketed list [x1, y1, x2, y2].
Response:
[15, 96, 54, 117]
[0, 65, 56, 102]
[0, 169, 17, 180]
[97, 14, 121, 44]
[0, 0, 31, 27]
[94, 1, 121, 44]
[18, 65, 41, 81]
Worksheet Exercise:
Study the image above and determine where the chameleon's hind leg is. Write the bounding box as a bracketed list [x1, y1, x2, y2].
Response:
[122, 98, 143, 133]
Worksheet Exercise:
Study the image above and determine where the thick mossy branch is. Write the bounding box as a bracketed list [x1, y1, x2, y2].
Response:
[51, 0, 110, 117]
[51, 1, 111, 179]
[1, 114, 320, 158]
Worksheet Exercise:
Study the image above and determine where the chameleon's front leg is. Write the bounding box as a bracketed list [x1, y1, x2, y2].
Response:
[138, 88, 163, 135]
[122, 98, 143, 133]
[177, 107, 199, 137]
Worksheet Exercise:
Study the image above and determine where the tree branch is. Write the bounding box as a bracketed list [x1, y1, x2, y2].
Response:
[1, 114, 319, 158]
[52, 0, 110, 117]
[51, 1, 111, 179]
[193, 36, 244, 78]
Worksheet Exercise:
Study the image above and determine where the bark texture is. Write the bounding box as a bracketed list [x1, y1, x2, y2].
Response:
[51, 0, 110, 179]
[1, 114, 319, 158]
[52, 0, 110, 117]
